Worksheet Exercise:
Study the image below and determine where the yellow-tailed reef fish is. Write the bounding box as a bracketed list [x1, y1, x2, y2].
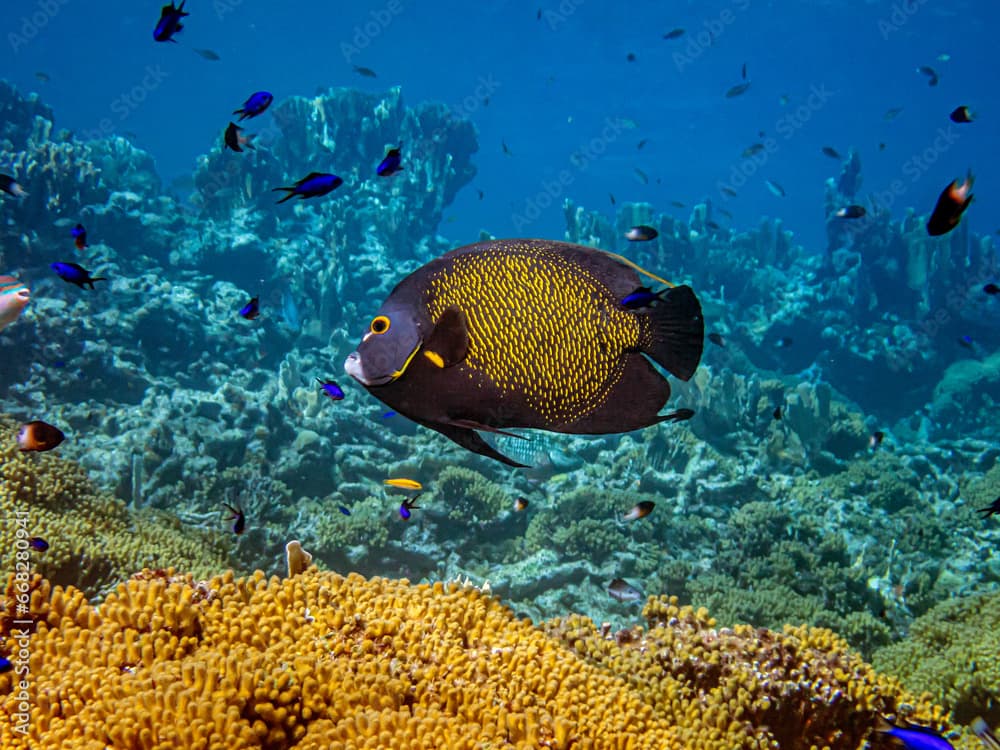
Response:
[344, 239, 704, 466]
[0, 276, 30, 332]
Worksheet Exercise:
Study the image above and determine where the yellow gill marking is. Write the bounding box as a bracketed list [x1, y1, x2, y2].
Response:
[423, 350, 445, 368]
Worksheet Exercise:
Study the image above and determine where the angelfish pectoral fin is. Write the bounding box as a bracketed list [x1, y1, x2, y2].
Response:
[443, 418, 527, 439]
[422, 306, 470, 369]
[424, 420, 528, 468]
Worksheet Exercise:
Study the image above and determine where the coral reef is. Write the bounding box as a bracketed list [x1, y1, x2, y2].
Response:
[873, 589, 1000, 726]
[0, 414, 229, 598]
[0, 569, 969, 749]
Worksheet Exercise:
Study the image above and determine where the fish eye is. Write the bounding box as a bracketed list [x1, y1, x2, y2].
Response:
[370, 315, 391, 335]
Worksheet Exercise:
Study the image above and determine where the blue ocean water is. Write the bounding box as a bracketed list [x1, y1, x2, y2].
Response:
[2, 0, 996, 251]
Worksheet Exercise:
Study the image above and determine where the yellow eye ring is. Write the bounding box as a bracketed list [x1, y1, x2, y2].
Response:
[370, 315, 391, 335]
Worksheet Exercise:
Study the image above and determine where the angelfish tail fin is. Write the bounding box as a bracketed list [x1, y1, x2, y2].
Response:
[639, 284, 704, 381]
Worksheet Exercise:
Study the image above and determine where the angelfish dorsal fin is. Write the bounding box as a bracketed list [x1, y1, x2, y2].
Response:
[422, 306, 469, 368]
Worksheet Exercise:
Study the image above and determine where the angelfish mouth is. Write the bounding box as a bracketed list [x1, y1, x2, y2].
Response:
[343, 351, 393, 387]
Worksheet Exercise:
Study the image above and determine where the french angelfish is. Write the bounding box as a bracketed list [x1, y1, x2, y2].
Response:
[344, 239, 704, 466]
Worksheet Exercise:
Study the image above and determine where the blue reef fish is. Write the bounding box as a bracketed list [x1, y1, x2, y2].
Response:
[17, 420, 65, 452]
[381, 410, 397, 419]
[927, 171, 974, 236]
[239, 296, 260, 320]
[224, 122, 255, 152]
[353, 65, 377, 78]
[233, 91, 273, 120]
[338, 505, 351, 516]
[0, 657, 10, 674]
[398, 495, 420, 520]
[28, 537, 49, 552]
[50, 262, 106, 289]
[959, 334, 974, 349]
[0, 174, 28, 198]
[272, 172, 343, 204]
[316, 378, 345, 401]
[620, 286, 665, 309]
[984, 283, 1000, 295]
[0, 276, 30, 333]
[222, 502, 245, 534]
[376, 146, 403, 177]
[874, 716, 955, 750]
[153, 0, 188, 42]
[344, 239, 703, 466]
[71, 223, 87, 250]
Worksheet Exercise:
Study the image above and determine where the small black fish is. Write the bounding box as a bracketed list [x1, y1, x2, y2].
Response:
[663, 28, 685, 40]
[239, 296, 260, 320]
[726, 82, 751, 98]
[774, 336, 793, 348]
[869, 430, 885, 450]
[34, 71, 50, 83]
[623, 501, 654, 521]
[514, 497, 529, 512]
[765, 179, 786, 198]
[884, 107, 904, 121]
[742, 143, 765, 158]
[609, 192, 616, 205]
[502, 139, 512, 156]
[670, 200, 686, 208]
[821, 146, 842, 160]
[720, 187, 737, 198]
[835, 205, 867, 219]
[153, 0, 188, 42]
[927, 171, 974, 236]
[741, 62, 747, 80]
[17, 421, 65, 452]
[637, 139, 648, 150]
[772, 406, 783, 421]
[984, 283, 1000, 295]
[376, 145, 403, 177]
[879, 142, 887, 151]
[708, 332, 725, 347]
[959, 334, 974, 349]
[353, 65, 377, 78]
[626, 52, 637, 62]
[223, 502, 245, 534]
[71, 223, 87, 250]
[224, 122, 255, 152]
[916, 65, 939, 86]
[193, 48, 220, 60]
[625, 225, 658, 242]
[633, 167, 648, 184]
[477, 189, 484, 200]
[662, 408, 694, 423]
[950, 105, 974, 124]
[977, 497, 1000, 518]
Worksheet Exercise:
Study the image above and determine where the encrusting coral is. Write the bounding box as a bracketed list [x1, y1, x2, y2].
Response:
[873, 588, 1000, 726]
[0, 567, 967, 749]
[0, 415, 229, 598]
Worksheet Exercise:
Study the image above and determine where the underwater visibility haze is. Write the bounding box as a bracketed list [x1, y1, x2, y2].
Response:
[0, 0, 999, 747]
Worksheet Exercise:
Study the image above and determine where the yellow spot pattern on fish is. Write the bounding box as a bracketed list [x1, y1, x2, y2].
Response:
[425, 243, 640, 424]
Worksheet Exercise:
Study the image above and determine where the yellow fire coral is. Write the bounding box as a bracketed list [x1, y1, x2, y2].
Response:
[0, 569, 967, 749]
[0, 414, 229, 598]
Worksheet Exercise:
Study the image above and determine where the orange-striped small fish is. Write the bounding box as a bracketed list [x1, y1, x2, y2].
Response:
[384, 478, 422, 491]
[0, 276, 30, 333]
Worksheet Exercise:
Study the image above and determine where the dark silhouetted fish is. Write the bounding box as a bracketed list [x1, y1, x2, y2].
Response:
[233, 91, 273, 120]
[272, 172, 343, 203]
[927, 171, 974, 236]
[153, 0, 188, 42]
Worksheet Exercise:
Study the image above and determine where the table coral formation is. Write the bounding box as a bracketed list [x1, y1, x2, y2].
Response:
[0, 568, 967, 749]
[0, 415, 229, 598]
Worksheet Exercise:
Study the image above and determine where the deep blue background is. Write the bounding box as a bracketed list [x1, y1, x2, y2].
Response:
[1, 0, 994, 253]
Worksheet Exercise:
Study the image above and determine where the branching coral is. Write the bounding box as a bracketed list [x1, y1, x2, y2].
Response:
[873, 589, 1000, 725]
[0, 414, 229, 598]
[0, 571, 966, 750]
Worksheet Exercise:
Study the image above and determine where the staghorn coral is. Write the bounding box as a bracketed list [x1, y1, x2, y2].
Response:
[0, 570, 971, 750]
[0, 414, 229, 598]
[873, 589, 1000, 725]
